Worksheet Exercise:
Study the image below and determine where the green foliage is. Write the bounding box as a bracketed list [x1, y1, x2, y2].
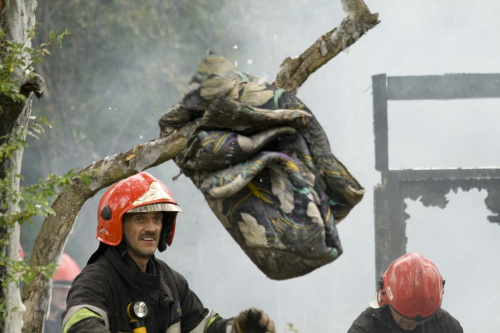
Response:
[0, 251, 59, 321]
[0, 30, 27, 106]
[0, 146, 90, 322]
[0, 166, 89, 232]
[0, 116, 48, 161]
[0, 256, 58, 286]
[0, 28, 68, 109]
[0, 27, 70, 324]
[0, 153, 92, 322]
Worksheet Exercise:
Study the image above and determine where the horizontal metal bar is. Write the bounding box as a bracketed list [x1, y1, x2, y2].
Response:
[386, 168, 500, 181]
[387, 74, 500, 100]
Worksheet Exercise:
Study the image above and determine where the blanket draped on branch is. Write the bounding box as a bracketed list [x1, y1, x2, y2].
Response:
[159, 52, 364, 280]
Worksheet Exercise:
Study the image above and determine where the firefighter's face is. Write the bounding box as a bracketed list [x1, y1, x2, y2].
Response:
[390, 308, 420, 331]
[122, 212, 163, 262]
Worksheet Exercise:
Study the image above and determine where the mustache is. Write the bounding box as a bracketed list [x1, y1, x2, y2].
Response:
[139, 232, 157, 239]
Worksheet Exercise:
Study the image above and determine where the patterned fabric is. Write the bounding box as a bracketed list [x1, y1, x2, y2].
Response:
[159, 52, 364, 280]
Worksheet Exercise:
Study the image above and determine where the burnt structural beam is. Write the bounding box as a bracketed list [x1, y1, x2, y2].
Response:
[372, 73, 500, 286]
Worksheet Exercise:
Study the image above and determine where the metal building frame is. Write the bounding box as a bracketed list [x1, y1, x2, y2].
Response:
[372, 73, 500, 283]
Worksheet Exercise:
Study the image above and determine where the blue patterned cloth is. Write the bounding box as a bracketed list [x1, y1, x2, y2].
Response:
[159, 52, 364, 279]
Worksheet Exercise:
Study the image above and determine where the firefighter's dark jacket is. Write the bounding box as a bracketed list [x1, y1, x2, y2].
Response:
[348, 306, 463, 333]
[61, 243, 231, 332]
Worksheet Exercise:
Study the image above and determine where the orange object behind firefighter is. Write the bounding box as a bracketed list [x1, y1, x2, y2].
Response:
[45, 253, 82, 333]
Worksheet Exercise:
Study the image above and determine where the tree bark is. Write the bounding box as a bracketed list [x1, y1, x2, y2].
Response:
[19, 1, 379, 332]
[0, 1, 40, 332]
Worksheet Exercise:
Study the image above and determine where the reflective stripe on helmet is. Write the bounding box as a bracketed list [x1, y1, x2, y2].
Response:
[62, 305, 109, 333]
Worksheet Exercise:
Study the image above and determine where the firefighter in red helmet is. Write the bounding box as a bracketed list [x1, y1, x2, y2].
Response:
[348, 252, 463, 332]
[62, 172, 275, 333]
[45, 253, 82, 333]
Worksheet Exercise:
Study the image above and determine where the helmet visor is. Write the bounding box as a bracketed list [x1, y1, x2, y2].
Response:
[128, 203, 183, 213]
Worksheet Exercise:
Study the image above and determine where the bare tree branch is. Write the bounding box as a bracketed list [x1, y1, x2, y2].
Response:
[21, 0, 379, 331]
[273, 0, 379, 93]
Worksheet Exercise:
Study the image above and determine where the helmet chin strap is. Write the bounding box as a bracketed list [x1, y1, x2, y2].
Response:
[158, 213, 175, 252]
[157, 232, 168, 252]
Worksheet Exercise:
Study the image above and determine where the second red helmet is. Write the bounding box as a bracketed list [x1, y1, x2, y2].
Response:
[53, 253, 81, 283]
[375, 252, 444, 320]
[97, 172, 182, 251]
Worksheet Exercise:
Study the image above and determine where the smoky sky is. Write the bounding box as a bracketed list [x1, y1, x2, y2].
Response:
[58, 1, 500, 332]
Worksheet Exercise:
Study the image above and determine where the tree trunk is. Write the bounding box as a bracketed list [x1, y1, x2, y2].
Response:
[0, 1, 40, 332]
[15, 1, 379, 332]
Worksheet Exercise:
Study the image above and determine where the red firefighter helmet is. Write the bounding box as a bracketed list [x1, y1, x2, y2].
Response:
[53, 253, 81, 282]
[375, 252, 444, 320]
[97, 172, 182, 251]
